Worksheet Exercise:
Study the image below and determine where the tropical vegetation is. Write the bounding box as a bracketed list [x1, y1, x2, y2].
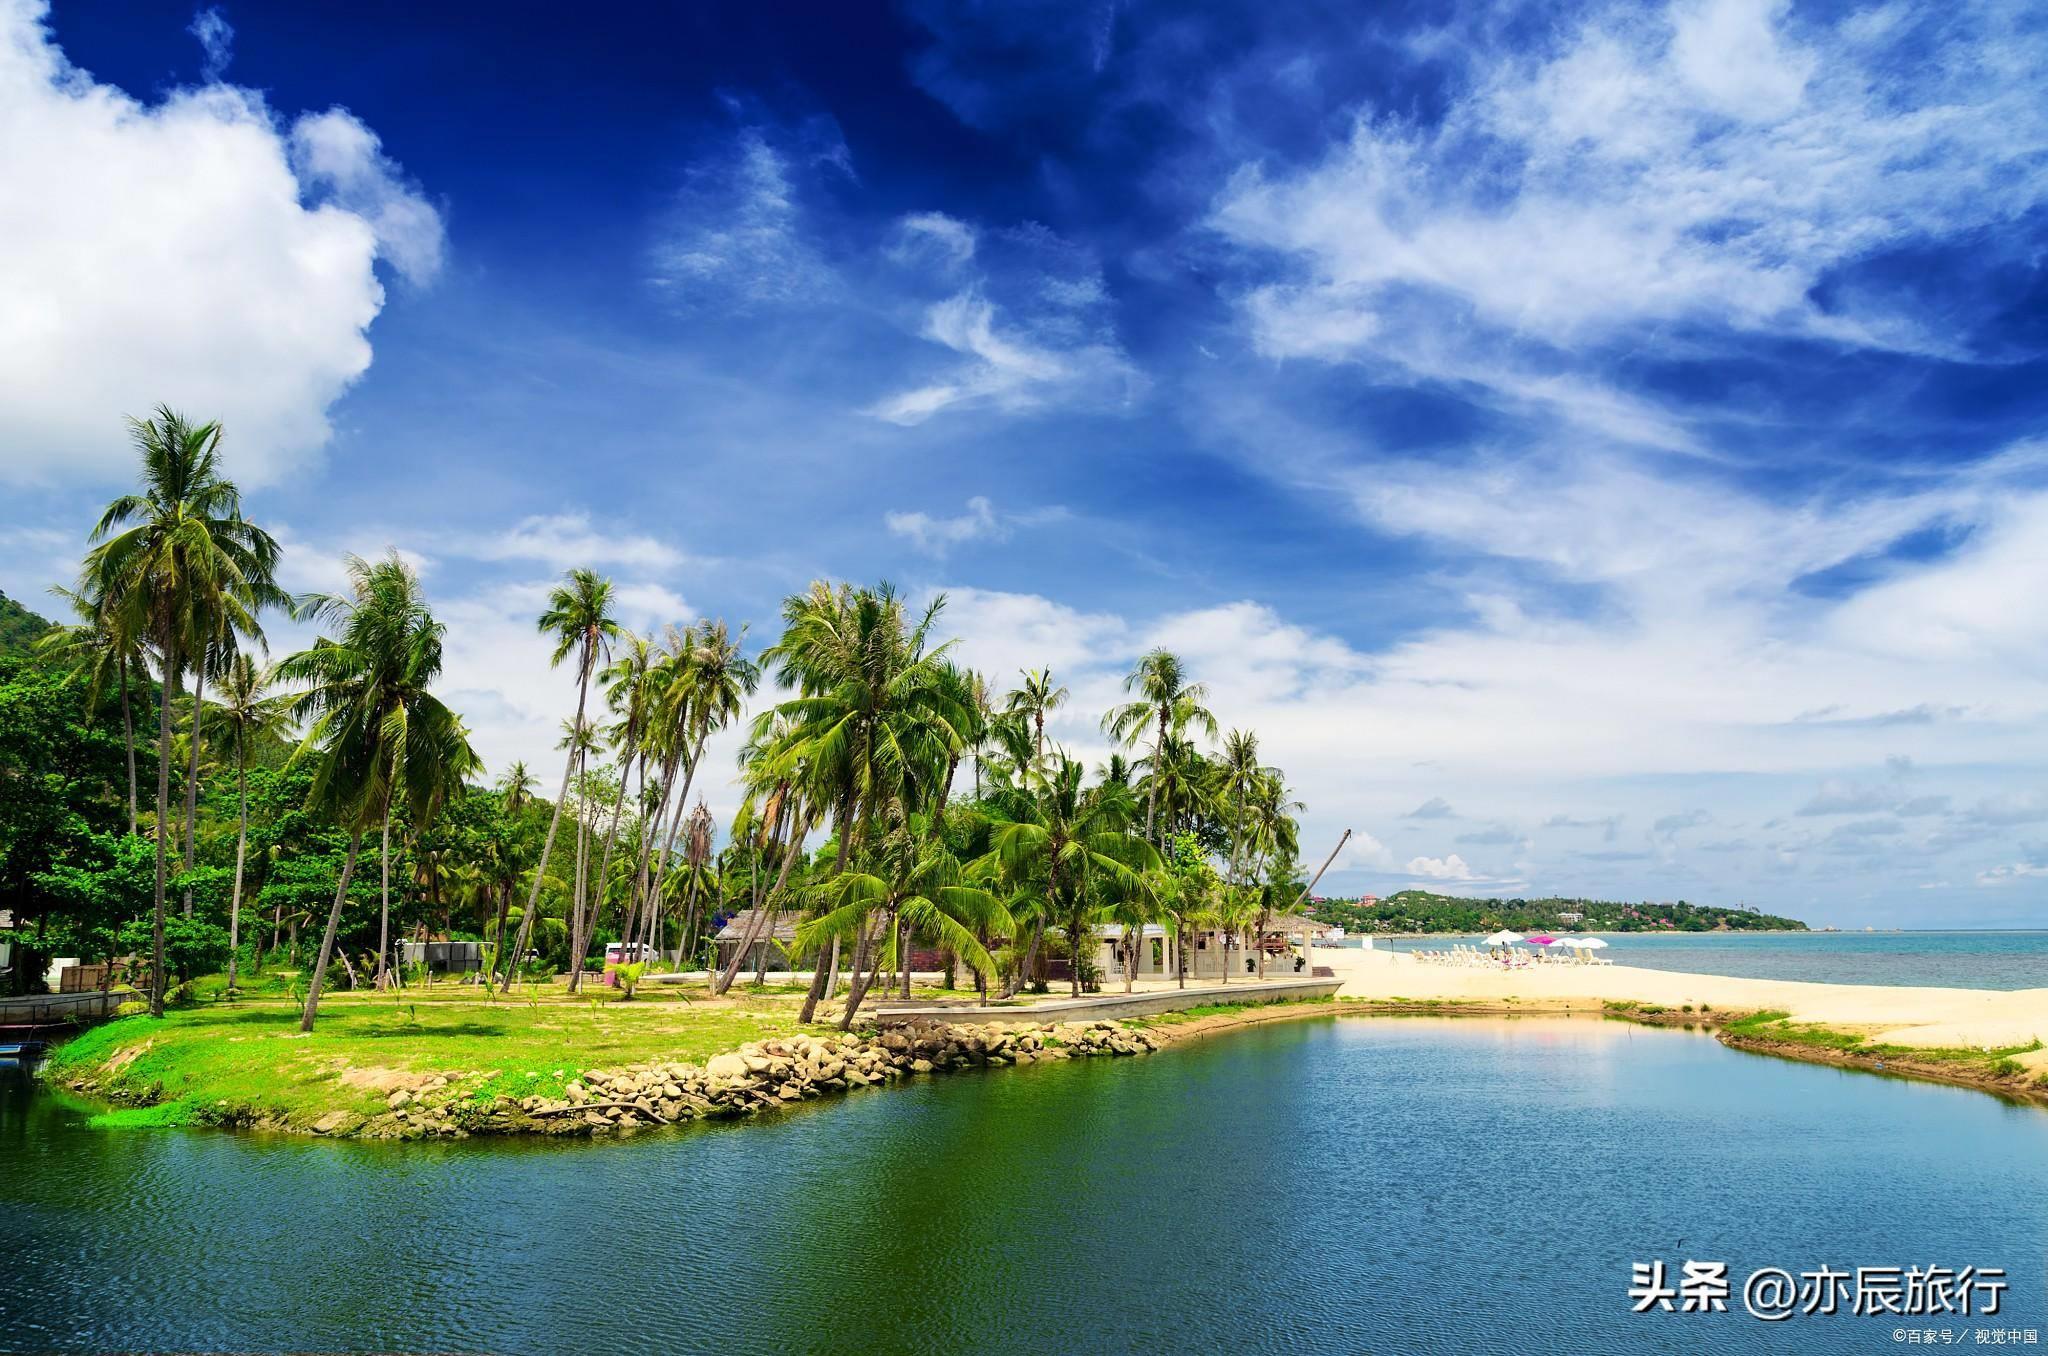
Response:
[2, 406, 1398, 1025]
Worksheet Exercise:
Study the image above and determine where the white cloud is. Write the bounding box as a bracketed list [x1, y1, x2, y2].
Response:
[865, 289, 1139, 425]
[0, 0, 440, 488]
[647, 126, 845, 309]
[867, 221, 1143, 426]
[449, 512, 686, 572]
[188, 6, 233, 80]
[1405, 853, 1474, 881]
[1208, 0, 2048, 404]
[886, 496, 1001, 555]
[1976, 863, 2048, 888]
[290, 109, 444, 286]
[893, 211, 977, 268]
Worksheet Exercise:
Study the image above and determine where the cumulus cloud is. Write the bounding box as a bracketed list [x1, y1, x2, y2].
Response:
[1405, 853, 1474, 881]
[0, 0, 440, 487]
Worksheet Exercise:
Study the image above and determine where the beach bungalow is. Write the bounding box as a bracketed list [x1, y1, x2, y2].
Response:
[712, 910, 798, 974]
[1093, 912, 1336, 982]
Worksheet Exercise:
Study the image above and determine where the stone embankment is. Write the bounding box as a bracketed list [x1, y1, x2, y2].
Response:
[499, 1018, 1158, 1136]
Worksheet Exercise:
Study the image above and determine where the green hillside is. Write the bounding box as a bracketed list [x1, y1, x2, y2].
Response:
[0, 589, 56, 658]
[1304, 889, 1807, 935]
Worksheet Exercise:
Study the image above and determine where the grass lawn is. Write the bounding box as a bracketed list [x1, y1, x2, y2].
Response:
[44, 980, 810, 1130]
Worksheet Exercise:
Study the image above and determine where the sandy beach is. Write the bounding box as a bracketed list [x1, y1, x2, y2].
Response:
[1321, 946, 2048, 1067]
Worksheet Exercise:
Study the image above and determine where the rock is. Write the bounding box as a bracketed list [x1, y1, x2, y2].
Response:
[909, 1058, 935, 1074]
[387, 1089, 412, 1109]
[312, 1110, 351, 1135]
[706, 1053, 749, 1081]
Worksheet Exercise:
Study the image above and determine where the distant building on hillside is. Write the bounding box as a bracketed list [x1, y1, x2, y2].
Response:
[1556, 910, 1583, 923]
[1358, 894, 1379, 908]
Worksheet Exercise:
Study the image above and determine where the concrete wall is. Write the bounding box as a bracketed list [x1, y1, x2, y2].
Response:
[873, 976, 1341, 1025]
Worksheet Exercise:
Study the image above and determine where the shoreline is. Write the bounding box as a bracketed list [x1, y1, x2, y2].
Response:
[38, 954, 2048, 1140]
[1322, 946, 2048, 1105]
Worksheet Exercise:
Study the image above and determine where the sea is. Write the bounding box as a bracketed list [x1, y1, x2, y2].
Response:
[1387, 928, 2048, 990]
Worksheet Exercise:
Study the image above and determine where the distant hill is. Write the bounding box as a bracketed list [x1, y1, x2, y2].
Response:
[0, 589, 57, 658]
[1304, 889, 1807, 935]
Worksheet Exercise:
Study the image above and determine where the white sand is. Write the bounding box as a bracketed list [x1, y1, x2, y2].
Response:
[1321, 946, 2048, 1062]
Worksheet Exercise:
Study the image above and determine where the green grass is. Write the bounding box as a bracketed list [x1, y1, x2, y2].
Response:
[1716, 1010, 2042, 1078]
[44, 985, 807, 1131]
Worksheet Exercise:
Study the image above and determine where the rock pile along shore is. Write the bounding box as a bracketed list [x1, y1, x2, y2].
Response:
[504, 1018, 1160, 1136]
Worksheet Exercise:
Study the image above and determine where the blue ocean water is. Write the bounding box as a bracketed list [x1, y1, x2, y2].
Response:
[4, 1017, 2044, 1354]
[1390, 929, 2048, 990]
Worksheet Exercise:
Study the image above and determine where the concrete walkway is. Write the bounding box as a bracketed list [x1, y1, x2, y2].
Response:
[868, 976, 1341, 1024]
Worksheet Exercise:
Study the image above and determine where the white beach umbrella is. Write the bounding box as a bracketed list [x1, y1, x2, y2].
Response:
[1576, 938, 1609, 950]
[1482, 930, 1524, 946]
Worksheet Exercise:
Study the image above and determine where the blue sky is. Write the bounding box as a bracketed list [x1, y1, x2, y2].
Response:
[4, 0, 2048, 925]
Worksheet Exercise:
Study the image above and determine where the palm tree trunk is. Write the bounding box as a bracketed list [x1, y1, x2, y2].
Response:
[716, 824, 803, 995]
[375, 795, 394, 988]
[676, 870, 703, 969]
[180, 666, 205, 918]
[797, 793, 857, 1023]
[647, 732, 708, 917]
[301, 832, 365, 1032]
[577, 751, 635, 992]
[227, 761, 249, 993]
[147, 654, 174, 1018]
[1144, 710, 1165, 844]
[500, 652, 592, 993]
[625, 750, 678, 953]
[898, 912, 913, 999]
[487, 879, 513, 981]
[567, 761, 590, 992]
[120, 661, 138, 835]
[824, 936, 842, 1001]
[837, 913, 887, 1030]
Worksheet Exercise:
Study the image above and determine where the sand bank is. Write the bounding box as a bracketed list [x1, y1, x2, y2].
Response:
[1322, 946, 2048, 1060]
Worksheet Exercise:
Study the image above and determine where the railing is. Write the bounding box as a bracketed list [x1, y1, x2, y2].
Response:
[0, 988, 131, 1026]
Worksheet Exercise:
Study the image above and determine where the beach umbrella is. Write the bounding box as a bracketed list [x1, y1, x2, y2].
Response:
[1575, 938, 1609, 950]
[1482, 930, 1524, 946]
[1525, 935, 1558, 946]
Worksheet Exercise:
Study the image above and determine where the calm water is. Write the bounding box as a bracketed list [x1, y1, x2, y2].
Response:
[5, 1017, 2045, 1354]
[1390, 929, 2048, 989]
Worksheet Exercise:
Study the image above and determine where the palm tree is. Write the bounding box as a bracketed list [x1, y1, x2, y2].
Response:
[557, 716, 602, 987]
[485, 761, 538, 978]
[753, 582, 969, 1022]
[574, 631, 655, 992]
[203, 652, 288, 993]
[975, 755, 1158, 998]
[81, 409, 283, 1016]
[1217, 728, 1271, 894]
[665, 802, 718, 965]
[278, 552, 475, 1030]
[39, 584, 149, 834]
[638, 619, 757, 949]
[1004, 667, 1069, 767]
[500, 569, 619, 993]
[797, 806, 1004, 1027]
[1244, 771, 1304, 978]
[1102, 649, 1217, 847]
[966, 670, 995, 800]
